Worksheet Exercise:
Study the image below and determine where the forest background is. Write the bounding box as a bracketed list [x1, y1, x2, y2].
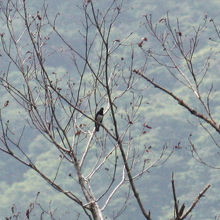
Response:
[0, 0, 220, 219]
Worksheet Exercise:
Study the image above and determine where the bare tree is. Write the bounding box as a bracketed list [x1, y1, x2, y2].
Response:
[4, 192, 59, 220]
[133, 12, 220, 219]
[0, 1, 212, 219]
[135, 13, 220, 167]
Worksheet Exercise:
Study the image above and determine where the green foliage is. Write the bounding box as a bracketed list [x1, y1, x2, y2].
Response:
[1, 0, 220, 219]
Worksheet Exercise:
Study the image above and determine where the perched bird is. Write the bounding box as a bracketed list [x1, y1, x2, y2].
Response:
[95, 107, 104, 132]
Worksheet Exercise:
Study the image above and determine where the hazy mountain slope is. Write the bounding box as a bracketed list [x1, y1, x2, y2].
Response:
[1, 0, 220, 219]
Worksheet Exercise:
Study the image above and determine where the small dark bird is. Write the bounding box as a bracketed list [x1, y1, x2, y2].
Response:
[95, 107, 104, 132]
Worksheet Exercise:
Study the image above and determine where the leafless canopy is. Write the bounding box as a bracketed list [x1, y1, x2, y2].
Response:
[0, 1, 214, 219]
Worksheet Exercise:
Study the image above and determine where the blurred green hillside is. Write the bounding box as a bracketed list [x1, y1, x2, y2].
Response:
[1, 0, 220, 219]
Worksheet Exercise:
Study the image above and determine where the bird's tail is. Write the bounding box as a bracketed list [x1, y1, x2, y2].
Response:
[95, 125, 99, 132]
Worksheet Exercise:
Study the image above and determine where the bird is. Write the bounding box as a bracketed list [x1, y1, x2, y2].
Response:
[95, 107, 104, 132]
